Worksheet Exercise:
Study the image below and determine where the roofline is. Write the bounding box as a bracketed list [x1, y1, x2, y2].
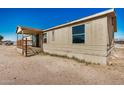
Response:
[16, 9, 116, 34]
[16, 26, 43, 34]
[43, 9, 115, 32]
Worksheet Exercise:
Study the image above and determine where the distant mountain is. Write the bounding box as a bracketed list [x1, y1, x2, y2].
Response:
[115, 39, 124, 44]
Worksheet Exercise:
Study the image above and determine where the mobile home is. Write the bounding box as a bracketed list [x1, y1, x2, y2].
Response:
[16, 9, 116, 65]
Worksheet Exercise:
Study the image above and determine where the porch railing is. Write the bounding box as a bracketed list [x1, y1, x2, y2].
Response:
[16, 38, 32, 57]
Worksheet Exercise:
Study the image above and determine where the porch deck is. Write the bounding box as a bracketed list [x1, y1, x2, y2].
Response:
[16, 39, 42, 57]
[16, 26, 43, 57]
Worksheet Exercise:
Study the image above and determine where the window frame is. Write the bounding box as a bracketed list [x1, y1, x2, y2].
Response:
[43, 33, 47, 43]
[72, 24, 85, 44]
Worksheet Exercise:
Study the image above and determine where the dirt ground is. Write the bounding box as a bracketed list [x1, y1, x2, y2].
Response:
[0, 45, 124, 85]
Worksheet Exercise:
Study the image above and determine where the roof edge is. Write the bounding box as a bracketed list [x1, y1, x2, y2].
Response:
[43, 9, 115, 32]
[16, 26, 43, 34]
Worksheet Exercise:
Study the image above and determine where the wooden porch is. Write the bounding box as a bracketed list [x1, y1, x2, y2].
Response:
[16, 26, 43, 57]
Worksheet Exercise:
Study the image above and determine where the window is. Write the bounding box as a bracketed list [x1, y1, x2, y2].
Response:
[43, 33, 47, 43]
[72, 25, 85, 43]
[52, 31, 55, 41]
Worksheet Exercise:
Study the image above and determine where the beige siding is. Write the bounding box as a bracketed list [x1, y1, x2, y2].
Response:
[107, 16, 114, 48]
[47, 17, 108, 46]
[47, 27, 71, 44]
[85, 17, 108, 46]
[44, 17, 109, 64]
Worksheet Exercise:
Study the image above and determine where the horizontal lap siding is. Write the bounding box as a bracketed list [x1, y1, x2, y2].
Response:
[45, 17, 108, 56]
[48, 27, 71, 44]
[107, 16, 114, 48]
[43, 44, 107, 56]
[44, 17, 108, 64]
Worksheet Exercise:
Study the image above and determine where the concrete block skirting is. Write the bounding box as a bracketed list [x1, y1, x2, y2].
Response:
[17, 48, 23, 54]
[44, 49, 107, 65]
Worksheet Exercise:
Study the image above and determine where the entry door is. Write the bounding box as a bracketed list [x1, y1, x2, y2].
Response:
[36, 34, 39, 47]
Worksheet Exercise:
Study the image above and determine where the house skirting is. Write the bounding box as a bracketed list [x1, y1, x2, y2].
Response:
[16, 48, 23, 54]
[43, 44, 108, 65]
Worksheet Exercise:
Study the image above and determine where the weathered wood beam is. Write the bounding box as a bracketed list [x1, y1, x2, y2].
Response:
[40, 33, 43, 52]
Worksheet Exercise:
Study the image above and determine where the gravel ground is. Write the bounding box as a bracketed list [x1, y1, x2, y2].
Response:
[0, 45, 124, 85]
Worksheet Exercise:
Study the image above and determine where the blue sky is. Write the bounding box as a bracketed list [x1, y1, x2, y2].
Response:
[0, 8, 123, 41]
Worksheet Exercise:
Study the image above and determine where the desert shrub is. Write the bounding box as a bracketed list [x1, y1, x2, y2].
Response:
[0, 35, 4, 41]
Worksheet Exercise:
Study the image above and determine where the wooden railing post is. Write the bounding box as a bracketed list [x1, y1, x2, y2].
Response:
[22, 38, 24, 55]
[25, 38, 27, 57]
[40, 33, 43, 52]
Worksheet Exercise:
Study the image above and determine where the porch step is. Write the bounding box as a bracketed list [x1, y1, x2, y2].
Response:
[26, 47, 42, 57]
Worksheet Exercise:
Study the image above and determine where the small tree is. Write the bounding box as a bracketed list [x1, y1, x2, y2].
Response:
[0, 35, 4, 41]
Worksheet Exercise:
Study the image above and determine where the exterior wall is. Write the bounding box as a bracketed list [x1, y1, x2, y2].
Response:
[43, 17, 109, 65]
[32, 35, 36, 47]
[32, 34, 41, 47]
[107, 16, 114, 48]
